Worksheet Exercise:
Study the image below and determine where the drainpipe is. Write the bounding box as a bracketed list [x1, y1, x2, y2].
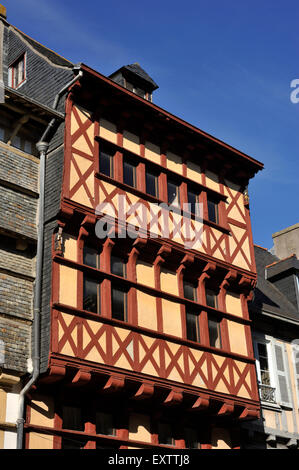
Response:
[16, 67, 83, 449]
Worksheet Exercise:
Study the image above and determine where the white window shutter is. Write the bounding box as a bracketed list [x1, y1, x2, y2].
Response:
[273, 341, 292, 408]
[292, 343, 299, 406]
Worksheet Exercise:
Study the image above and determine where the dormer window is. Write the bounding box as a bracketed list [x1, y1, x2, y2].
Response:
[9, 53, 26, 89]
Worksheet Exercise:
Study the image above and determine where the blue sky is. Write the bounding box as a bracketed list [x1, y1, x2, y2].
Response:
[5, 0, 299, 249]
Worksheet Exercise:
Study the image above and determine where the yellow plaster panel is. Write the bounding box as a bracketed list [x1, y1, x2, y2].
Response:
[211, 428, 231, 449]
[128, 413, 151, 443]
[72, 184, 93, 208]
[63, 234, 77, 262]
[162, 299, 182, 338]
[30, 395, 55, 427]
[99, 118, 117, 144]
[59, 265, 77, 307]
[227, 321, 248, 356]
[286, 410, 295, 434]
[136, 261, 155, 288]
[186, 161, 202, 184]
[0, 388, 6, 449]
[160, 268, 178, 296]
[166, 151, 183, 174]
[72, 133, 92, 156]
[226, 292, 242, 317]
[144, 141, 161, 165]
[263, 409, 277, 429]
[123, 130, 140, 154]
[28, 432, 53, 449]
[205, 170, 219, 192]
[137, 290, 157, 331]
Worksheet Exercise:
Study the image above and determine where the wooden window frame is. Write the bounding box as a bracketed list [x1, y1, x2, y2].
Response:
[9, 53, 26, 89]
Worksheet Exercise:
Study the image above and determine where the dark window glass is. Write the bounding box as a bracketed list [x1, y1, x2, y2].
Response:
[111, 286, 127, 321]
[61, 437, 86, 449]
[206, 289, 218, 308]
[167, 180, 180, 207]
[83, 276, 100, 313]
[134, 87, 145, 98]
[186, 311, 200, 343]
[257, 343, 270, 386]
[123, 158, 136, 187]
[185, 427, 201, 449]
[183, 281, 197, 301]
[187, 190, 200, 216]
[146, 169, 159, 198]
[96, 412, 116, 436]
[111, 255, 126, 277]
[158, 422, 175, 446]
[126, 81, 134, 92]
[99, 144, 114, 177]
[83, 246, 99, 269]
[62, 406, 83, 431]
[208, 316, 222, 348]
[207, 199, 219, 224]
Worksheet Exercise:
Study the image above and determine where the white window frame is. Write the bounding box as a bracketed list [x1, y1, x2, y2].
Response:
[292, 341, 299, 408]
[253, 334, 277, 404]
[8, 53, 27, 90]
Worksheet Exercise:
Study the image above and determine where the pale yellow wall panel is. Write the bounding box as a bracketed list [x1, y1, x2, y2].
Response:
[123, 130, 140, 154]
[99, 118, 117, 143]
[72, 134, 92, 156]
[205, 170, 220, 192]
[71, 185, 93, 208]
[144, 141, 161, 165]
[162, 299, 182, 337]
[226, 292, 242, 317]
[69, 160, 78, 190]
[137, 291, 157, 331]
[227, 321, 248, 356]
[74, 153, 93, 174]
[59, 265, 77, 307]
[0, 388, 6, 449]
[166, 151, 183, 174]
[141, 361, 159, 377]
[136, 261, 155, 288]
[63, 234, 77, 262]
[30, 395, 55, 427]
[211, 428, 231, 449]
[286, 410, 294, 433]
[186, 161, 202, 184]
[263, 409, 277, 429]
[128, 413, 151, 443]
[28, 433, 53, 449]
[160, 269, 178, 296]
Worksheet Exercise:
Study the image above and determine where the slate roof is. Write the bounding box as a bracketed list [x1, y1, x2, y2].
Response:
[12, 25, 73, 68]
[250, 245, 299, 322]
[109, 63, 159, 90]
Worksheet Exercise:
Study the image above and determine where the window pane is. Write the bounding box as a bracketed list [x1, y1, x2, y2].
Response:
[96, 412, 116, 436]
[188, 190, 200, 216]
[99, 145, 114, 177]
[61, 438, 86, 449]
[207, 199, 218, 223]
[167, 180, 180, 207]
[206, 289, 217, 308]
[83, 276, 100, 313]
[186, 311, 200, 343]
[146, 170, 159, 198]
[83, 246, 98, 269]
[123, 159, 136, 187]
[111, 255, 126, 277]
[185, 427, 200, 449]
[158, 423, 174, 446]
[112, 286, 127, 321]
[208, 317, 221, 348]
[62, 406, 83, 431]
[183, 281, 197, 301]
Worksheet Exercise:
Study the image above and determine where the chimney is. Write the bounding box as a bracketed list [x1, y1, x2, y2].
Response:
[272, 223, 299, 259]
[0, 4, 6, 20]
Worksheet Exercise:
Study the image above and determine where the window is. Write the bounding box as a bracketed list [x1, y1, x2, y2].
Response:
[206, 288, 218, 309]
[208, 316, 222, 348]
[9, 53, 26, 89]
[99, 143, 114, 177]
[254, 339, 276, 404]
[184, 427, 201, 449]
[183, 280, 197, 301]
[61, 406, 85, 449]
[96, 412, 116, 436]
[83, 276, 101, 313]
[111, 255, 126, 277]
[123, 157, 137, 187]
[111, 285, 127, 321]
[207, 198, 219, 224]
[186, 311, 200, 343]
[146, 168, 159, 198]
[83, 245, 100, 269]
[167, 179, 180, 208]
[158, 422, 175, 446]
[187, 189, 201, 217]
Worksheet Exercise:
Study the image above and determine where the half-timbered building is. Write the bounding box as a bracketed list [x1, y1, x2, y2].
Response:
[23, 60, 264, 449]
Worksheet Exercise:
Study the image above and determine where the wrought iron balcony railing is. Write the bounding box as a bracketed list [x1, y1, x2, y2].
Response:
[259, 383, 276, 403]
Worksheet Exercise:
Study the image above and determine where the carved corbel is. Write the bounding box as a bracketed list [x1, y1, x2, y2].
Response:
[133, 382, 155, 400]
[217, 402, 234, 416]
[238, 407, 260, 421]
[41, 364, 66, 384]
[163, 388, 183, 406]
[78, 214, 96, 241]
[102, 375, 125, 393]
[71, 368, 91, 387]
[198, 261, 216, 284]
[191, 396, 210, 411]
[220, 269, 237, 291]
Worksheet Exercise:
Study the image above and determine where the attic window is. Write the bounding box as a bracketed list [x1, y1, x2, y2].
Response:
[9, 53, 26, 89]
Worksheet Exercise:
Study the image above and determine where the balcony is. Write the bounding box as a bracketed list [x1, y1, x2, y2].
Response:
[259, 383, 276, 404]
